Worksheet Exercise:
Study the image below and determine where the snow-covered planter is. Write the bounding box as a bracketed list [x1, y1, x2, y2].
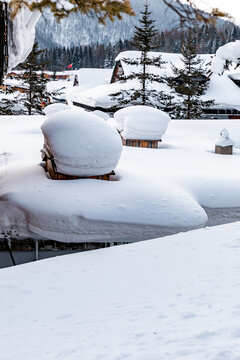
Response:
[41, 106, 123, 179]
[215, 128, 235, 155]
[114, 105, 171, 148]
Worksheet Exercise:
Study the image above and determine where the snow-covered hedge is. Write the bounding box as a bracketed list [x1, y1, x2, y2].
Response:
[41, 107, 123, 176]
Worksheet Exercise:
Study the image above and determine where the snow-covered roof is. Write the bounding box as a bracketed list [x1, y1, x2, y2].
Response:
[202, 74, 240, 109]
[116, 51, 213, 78]
[74, 68, 112, 86]
[67, 51, 240, 110]
[66, 68, 112, 105]
[41, 106, 123, 177]
[113, 105, 171, 140]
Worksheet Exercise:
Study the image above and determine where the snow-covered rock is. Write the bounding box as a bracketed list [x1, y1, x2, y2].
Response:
[215, 128, 235, 147]
[41, 107, 123, 176]
[114, 105, 171, 140]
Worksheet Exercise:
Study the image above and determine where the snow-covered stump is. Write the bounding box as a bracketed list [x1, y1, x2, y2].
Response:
[114, 106, 171, 149]
[41, 105, 122, 180]
[215, 128, 235, 155]
[45, 157, 115, 181]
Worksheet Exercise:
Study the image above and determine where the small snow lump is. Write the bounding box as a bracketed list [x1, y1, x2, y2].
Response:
[215, 128, 235, 147]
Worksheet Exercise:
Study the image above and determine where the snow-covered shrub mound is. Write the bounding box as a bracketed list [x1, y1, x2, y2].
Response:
[43, 103, 70, 116]
[41, 108, 123, 176]
[114, 106, 171, 140]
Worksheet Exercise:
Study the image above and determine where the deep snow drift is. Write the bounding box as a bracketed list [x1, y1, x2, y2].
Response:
[1, 115, 240, 242]
[1, 222, 240, 359]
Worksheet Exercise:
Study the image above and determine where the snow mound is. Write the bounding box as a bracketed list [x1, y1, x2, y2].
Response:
[114, 106, 171, 140]
[43, 103, 70, 116]
[41, 108, 123, 176]
[215, 128, 235, 147]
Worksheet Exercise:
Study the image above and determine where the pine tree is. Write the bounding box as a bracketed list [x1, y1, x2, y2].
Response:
[167, 31, 214, 119]
[18, 42, 50, 115]
[111, 1, 169, 109]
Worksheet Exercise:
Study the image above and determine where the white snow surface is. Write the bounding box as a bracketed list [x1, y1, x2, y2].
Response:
[114, 106, 171, 140]
[1, 116, 240, 241]
[2, 222, 240, 359]
[116, 51, 212, 78]
[43, 103, 70, 116]
[201, 74, 240, 108]
[41, 107, 123, 176]
[66, 68, 112, 105]
[8, 6, 41, 69]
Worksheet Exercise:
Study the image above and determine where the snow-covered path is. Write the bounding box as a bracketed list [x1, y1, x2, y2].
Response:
[1, 222, 240, 359]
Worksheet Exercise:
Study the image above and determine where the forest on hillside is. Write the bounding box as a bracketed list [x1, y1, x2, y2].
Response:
[39, 24, 240, 71]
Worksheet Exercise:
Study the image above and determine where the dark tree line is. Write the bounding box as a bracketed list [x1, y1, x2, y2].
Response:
[39, 40, 132, 71]
[38, 23, 240, 71]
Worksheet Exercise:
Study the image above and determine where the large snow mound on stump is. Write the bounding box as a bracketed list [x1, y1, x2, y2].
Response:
[114, 106, 171, 140]
[41, 108, 123, 176]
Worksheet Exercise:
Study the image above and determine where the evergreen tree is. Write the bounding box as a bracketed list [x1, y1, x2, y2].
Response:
[167, 31, 214, 119]
[111, 1, 169, 109]
[18, 42, 50, 115]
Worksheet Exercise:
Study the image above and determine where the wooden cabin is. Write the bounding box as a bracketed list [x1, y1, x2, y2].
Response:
[110, 60, 124, 83]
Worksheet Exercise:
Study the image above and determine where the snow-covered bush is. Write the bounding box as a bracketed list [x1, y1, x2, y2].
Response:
[41, 107, 123, 176]
[114, 105, 171, 140]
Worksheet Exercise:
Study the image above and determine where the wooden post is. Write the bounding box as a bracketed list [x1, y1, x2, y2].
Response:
[0, 2, 8, 85]
[35, 240, 39, 261]
[5, 239, 16, 266]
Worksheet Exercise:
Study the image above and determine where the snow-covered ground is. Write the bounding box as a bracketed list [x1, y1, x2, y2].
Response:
[1, 221, 240, 359]
[1, 115, 240, 242]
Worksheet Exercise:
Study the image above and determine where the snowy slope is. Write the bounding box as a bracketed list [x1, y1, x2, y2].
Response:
[1, 222, 240, 359]
[35, 0, 179, 48]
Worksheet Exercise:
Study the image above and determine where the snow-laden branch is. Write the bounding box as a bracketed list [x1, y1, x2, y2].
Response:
[212, 40, 240, 74]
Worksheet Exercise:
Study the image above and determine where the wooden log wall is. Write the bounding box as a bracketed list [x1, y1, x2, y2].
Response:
[45, 158, 114, 181]
[123, 139, 161, 148]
